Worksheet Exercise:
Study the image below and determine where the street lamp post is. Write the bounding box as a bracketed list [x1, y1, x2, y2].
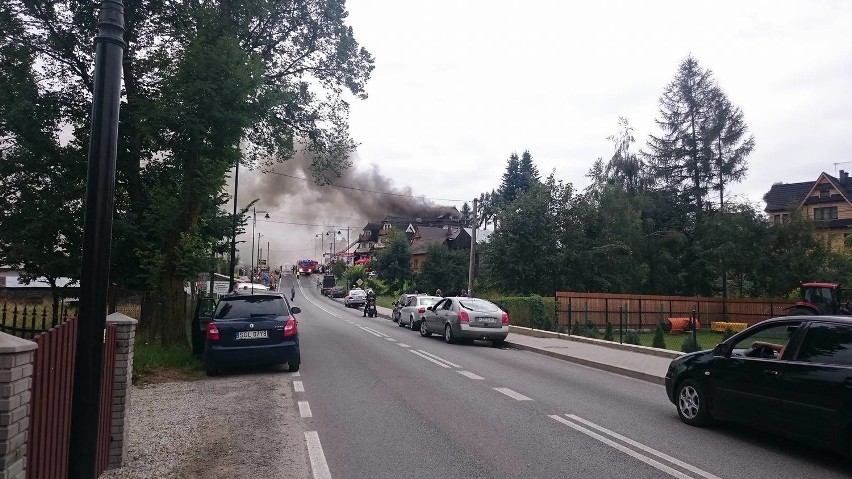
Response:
[250, 207, 269, 285]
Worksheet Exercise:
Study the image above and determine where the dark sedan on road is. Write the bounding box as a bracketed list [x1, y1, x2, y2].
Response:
[665, 315, 852, 457]
[420, 297, 509, 345]
[329, 286, 346, 298]
[203, 292, 301, 375]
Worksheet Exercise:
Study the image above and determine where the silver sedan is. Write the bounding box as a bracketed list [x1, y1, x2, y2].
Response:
[420, 297, 509, 345]
[397, 295, 442, 330]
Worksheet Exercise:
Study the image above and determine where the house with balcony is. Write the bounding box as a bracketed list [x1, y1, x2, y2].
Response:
[354, 209, 468, 263]
[764, 170, 852, 250]
[409, 226, 471, 273]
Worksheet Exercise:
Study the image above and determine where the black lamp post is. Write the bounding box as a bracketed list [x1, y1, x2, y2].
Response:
[69, 0, 125, 476]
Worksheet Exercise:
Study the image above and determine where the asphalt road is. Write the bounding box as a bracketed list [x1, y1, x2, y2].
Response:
[283, 275, 849, 479]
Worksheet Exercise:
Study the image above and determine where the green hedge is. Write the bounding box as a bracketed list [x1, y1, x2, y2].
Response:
[491, 295, 559, 332]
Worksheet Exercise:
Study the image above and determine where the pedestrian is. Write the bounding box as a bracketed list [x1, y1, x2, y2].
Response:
[459, 289, 468, 297]
[291, 286, 295, 301]
[435, 288, 443, 297]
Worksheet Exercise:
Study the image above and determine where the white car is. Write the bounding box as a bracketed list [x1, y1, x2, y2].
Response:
[344, 289, 367, 308]
[398, 296, 442, 330]
[234, 282, 269, 293]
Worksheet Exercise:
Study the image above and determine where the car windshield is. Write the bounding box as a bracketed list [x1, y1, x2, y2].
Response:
[458, 299, 500, 313]
[350, 290, 365, 296]
[214, 296, 289, 320]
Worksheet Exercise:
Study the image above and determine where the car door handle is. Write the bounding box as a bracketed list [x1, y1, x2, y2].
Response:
[763, 370, 780, 377]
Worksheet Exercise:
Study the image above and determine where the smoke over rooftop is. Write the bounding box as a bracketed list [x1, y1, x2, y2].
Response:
[225, 152, 462, 266]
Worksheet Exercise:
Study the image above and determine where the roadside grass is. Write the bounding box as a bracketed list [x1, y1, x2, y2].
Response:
[377, 295, 395, 309]
[570, 328, 724, 352]
[133, 339, 204, 385]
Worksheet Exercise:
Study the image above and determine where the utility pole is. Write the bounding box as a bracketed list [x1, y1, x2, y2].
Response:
[468, 198, 477, 297]
[229, 162, 239, 291]
[69, 0, 124, 476]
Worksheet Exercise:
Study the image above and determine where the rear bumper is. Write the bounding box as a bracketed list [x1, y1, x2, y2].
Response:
[346, 300, 366, 307]
[204, 337, 300, 368]
[454, 324, 508, 341]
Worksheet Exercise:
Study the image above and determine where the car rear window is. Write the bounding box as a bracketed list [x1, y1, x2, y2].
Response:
[458, 299, 500, 313]
[418, 297, 439, 306]
[215, 296, 289, 320]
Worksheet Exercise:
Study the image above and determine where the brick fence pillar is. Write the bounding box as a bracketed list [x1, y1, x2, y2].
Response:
[0, 333, 36, 479]
[105, 312, 138, 470]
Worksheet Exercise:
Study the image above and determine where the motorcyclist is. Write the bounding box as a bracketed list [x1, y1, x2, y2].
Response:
[364, 288, 377, 317]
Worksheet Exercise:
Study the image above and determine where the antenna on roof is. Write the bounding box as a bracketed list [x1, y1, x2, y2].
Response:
[833, 161, 852, 174]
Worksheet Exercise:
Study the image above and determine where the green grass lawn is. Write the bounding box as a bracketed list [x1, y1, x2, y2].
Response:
[133, 339, 203, 384]
[571, 328, 726, 352]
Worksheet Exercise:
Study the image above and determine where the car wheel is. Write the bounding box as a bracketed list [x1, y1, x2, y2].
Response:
[491, 339, 506, 348]
[204, 363, 219, 377]
[398, 317, 406, 327]
[288, 361, 300, 372]
[420, 321, 431, 337]
[676, 379, 711, 426]
[444, 324, 455, 344]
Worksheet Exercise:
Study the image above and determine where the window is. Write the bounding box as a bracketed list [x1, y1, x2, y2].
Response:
[772, 214, 789, 225]
[819, 189, 830, 199]
[814, 206, 838, 221]
[796, 323, 852, 366]
[733, 323, 796, 354]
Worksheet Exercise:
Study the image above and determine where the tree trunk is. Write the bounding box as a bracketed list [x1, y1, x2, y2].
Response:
[158, 137, 203, 346]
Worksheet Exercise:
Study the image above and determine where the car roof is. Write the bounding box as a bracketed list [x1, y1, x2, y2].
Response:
[767, 315, 852, 325]
[222, 292, 285, 300]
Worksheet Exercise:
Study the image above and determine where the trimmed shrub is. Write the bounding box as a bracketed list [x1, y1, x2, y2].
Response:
[652, 323, 667, 349]
[582, 320, 600, 339]
[491, 295, 557, 330]
[624, 330, 640, 345]
[681, 335, 702, 353]
[570, 320, 582, 335]
[603, 321, 614, 341]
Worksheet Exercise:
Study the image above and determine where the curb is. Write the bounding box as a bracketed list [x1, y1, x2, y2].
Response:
[508, 325, 682, 359]
[504, 340, 666, 385]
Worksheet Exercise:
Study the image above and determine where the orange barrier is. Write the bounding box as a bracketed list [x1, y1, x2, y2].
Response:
[710, 321, 748, 333]
[667, 317, 701, 334]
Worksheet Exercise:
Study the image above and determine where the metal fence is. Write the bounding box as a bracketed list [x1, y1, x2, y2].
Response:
[0, 302, 78, 339]
[556, 292, 795, 332]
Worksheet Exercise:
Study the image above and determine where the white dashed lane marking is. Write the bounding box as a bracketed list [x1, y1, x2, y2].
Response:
[298, 401, 313, 418]
[291, 371, 300, 377]
[294, 381, 305, 393]
[397, 343, 411, 348]
[415, 350, 460, 368]
[385, 337, 397, 342]
[494, 387, 532, 401]
[409, 350, 451, 368]
[458, 370, 484, 380]
[305, 431, 332, 479]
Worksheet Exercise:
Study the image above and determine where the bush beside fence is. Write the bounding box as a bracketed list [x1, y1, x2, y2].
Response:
[491, 296, 559, 332]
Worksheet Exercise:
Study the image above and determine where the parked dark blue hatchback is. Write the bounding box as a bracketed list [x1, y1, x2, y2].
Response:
[203, 292, 301, 375]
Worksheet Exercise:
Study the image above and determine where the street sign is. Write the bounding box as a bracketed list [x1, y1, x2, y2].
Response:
[259, 259, 267, 266]
[355, 278, 363, 287]
[211, 281, 230, 294]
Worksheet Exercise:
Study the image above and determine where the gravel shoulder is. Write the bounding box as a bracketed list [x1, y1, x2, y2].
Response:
[102, 368, 309, 479]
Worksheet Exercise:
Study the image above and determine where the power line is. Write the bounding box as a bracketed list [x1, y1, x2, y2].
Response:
[265, 170, 468, 203]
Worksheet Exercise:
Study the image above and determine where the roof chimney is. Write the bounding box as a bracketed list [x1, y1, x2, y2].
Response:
[842, 170, 849, 182]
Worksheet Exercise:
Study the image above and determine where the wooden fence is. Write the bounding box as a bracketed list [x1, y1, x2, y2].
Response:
[556, 292, 795, 331]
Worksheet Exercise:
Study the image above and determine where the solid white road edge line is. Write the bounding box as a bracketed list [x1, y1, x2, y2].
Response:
[294, 380, 305, 393]
[397, 343, 411, 348]
[493, 387, 533, 401]
[298, 401, 313, 418]
[297, 287, 342, 319]
[458, 370, 484, 380]
[549, 415, 692, 479]
[416, 350, 461, 368]
[409, 350, 451, 368]
[305, 431, 332, 479]
[566, 415, 722, 479]
[292, 371, 300, 377]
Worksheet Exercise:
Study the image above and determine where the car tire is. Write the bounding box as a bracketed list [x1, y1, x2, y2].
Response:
[444, 324, 455, 344]
[204, 364, 219, 377]
[491, 339, 506, 348]
[676, 379, 711, 427]
[398, 317, 406, 327]
[288, 362, 300, 372]
[420, 321, 431, 337]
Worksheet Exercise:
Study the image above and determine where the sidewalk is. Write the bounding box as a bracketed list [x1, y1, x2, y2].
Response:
[368, 303, 677, 385]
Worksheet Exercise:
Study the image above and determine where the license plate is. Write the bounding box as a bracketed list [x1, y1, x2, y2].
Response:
[477, 317, 497, 324]
[235, 330, 268, 340]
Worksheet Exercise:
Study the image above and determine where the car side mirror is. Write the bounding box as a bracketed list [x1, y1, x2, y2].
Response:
[426, 306, 434, 311]
[713, 342, 730, 356]
[291, 306, 301, 314]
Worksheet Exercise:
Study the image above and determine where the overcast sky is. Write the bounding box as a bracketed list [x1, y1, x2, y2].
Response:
[244, 0, 852, 267]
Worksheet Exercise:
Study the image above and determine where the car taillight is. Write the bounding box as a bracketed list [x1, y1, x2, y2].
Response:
[459, 310, 469, 323]
[417, 307, 425, 314]
[283, 317, 297, 338]
[206, 322, 220, 341]
[501, 311, 509, 325]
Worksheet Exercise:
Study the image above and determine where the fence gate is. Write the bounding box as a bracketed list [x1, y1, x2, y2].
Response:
[26, 319, 117, 479]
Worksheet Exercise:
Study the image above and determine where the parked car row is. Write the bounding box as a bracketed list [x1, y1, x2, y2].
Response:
[391, 293, 509, 346]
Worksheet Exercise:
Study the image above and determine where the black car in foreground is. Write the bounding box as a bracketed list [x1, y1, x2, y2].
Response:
[665, 315, 852, 457]
[203, 292, 301, 375]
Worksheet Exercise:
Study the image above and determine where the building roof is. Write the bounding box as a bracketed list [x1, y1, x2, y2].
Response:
[410, 226, 451, 255]
[764, 170, 852, 212]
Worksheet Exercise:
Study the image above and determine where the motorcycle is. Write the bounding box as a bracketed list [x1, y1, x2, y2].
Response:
[364, 297, 377, 318]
